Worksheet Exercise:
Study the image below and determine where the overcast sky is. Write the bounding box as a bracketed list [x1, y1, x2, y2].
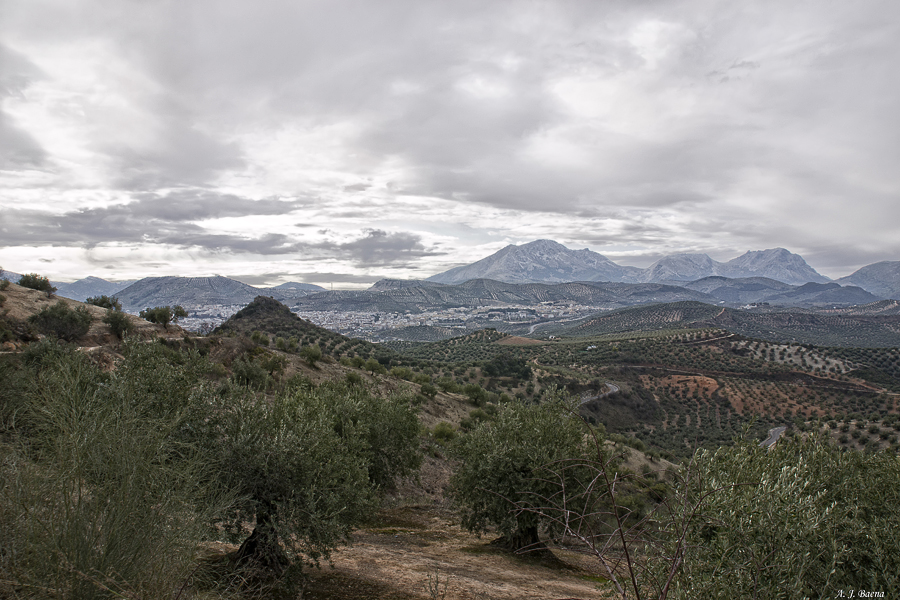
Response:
[2, 0, 898, 287]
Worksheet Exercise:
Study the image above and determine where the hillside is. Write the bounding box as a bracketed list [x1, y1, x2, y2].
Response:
[837, 261, 900, 299]
[550, 301, 725, 337]
[212, 295, 394, 363]
[427, 239, 644, 284]
[54, 276, 136, 302]
[293, 278, 714, 313]
[429, 240, 831, 285]
[0, 281, 182, 350]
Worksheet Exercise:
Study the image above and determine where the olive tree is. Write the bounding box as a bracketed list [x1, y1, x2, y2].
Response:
[203, 380, 421, 573]
[663, 434, 900, 599]
[139, 305, 187, 330]
[17, 273, 56, 295]
[28, 301, 92, 341]
[449, 393, 591, 551]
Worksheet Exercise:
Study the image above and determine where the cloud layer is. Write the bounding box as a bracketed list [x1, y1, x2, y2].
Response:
[1, 0, 898, 285]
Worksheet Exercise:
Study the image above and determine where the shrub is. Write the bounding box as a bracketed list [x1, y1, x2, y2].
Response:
[432, 421, 457, 444]
[0, 342, 226, 599]
[102, 308, 132, 340]
[28, 301, 92, 341]
[420, 382, 438, 400]
[17, 273, 56, 295]
[139, 305, 187, 330]
[300, 344, 322, 367]
[86, 295, 122, 311]
[450, 391, 590, 551]
[664, 435, 900, 598]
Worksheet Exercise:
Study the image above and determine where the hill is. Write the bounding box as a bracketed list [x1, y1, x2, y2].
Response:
[428, 240, 830, 285]
[549, 301, 725, 337]
[545, 299, 900, 348]
[212, 295, 393, 363]
[54, 276, 136, 302]
[0, 281, 179, 350]
[427, 239, 643, 284]
[293, 278, 714, 313]
[836, 261, 900, 299]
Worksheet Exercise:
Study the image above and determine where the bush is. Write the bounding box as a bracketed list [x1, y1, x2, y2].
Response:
[432, 421, 457, 444]
[86, 295, 122, 311]
[17, 273, 56, 295]
[664, 435, 900, 597]
[139, 305, 187, 329]
[201, 381, 421, 571]
[420, 382, 438, 400]
[28, 301, 92, 341]
[300, 344, 322, 367]
[449, 391, 590, 551]
[231, 356, 269, 390]
[102, 308, 132, 339]
[0, 342, 226, 599]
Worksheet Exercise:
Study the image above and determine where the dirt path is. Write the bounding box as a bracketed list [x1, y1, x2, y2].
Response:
[303, 506, 611, 600]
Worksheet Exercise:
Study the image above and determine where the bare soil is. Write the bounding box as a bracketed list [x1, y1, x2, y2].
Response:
[302, 505, 611, 600]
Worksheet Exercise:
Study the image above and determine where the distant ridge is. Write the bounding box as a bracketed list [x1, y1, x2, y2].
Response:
[429, 240, 831, 286]
[55, 276, 136, 302]
[836, 261, 900, 300]
[427, 239, 643, 285]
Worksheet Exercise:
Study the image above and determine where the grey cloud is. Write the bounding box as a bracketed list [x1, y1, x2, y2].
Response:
[288, 272, 381, 285]
[0, 192, 307, 253]
[0, 44, 48, 169]
[329, 229, 444, 268]
[0, 113, 47, 169]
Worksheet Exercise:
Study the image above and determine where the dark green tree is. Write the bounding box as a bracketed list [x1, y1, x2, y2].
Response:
[139, 305, 188, 330]
[28, 301, 92, 341]
[203, 380, 421, 573]
[17, 273, 56, 296]
[299, 344, 322, 367]
[86, 295, 122, 311]
[449, 392, 590, 551]
[103, 308, 132, 340]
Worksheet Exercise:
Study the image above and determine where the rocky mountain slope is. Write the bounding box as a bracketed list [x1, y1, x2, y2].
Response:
[836, 261, 900, 299]
[430, 240, 832, 286]
[54, 276, 136, 302]
[427, 239, 643, 284]
[113, 275, 322, 313]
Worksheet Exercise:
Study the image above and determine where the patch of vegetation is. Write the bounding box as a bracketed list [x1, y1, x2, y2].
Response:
[28, 301, 92, 341]
[139, 305, 188, 329]
[86, 295, 122, 311]
[17, 273, 56, 295]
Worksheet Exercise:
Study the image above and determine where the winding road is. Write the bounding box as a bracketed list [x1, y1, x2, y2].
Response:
[759, 426, 787, 448]
[579, 382, 620, 405]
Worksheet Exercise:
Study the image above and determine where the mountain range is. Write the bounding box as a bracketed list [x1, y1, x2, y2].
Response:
[427, 240, 832, 286]
[11, 240, 900, 313]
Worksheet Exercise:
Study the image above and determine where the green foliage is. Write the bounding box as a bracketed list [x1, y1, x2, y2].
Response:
[102, 307, 132, 339]
[250, 330, 270, 346]
[139, 305, 187, 329]
[300, 343, 323, 367]
[28, 301, 92, 341]
[482, 353, 532, 380]
[432, 421, 457, 444]
[202, 380, 421, 567]
[0, 341, 226, 599]
[665, 435, 900, 598]
[420, 382, 438, 400]
[85, 295, 122, 311]
[17, 273, 56, 295]
[449, 392, 590, 549]
[231, 356, 269, 390]
[365, 357, 387, 374]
